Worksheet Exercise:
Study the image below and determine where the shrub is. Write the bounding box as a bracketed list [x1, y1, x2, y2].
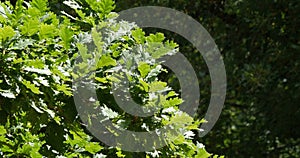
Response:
[0, 0, 221, 157]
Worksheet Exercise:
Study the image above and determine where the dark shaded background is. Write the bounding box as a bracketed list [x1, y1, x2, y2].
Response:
[113, 0, 300, 157]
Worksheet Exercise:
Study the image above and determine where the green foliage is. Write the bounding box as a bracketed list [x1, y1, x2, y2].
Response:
[0, 0, 216, 157]
[0, 26, 15, 42]
[97, 54, 117, 68]
[138, 62, 151, 78]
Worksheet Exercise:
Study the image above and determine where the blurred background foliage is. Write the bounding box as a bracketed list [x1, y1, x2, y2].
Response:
[114, 0, 300, 157]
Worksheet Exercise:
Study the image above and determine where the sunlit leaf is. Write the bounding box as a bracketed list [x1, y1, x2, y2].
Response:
[59, 25, 74, 49]
[20, 18, 40, 36]
[146, 33, 165, 43]
[0, 126, 7, 135]
[56, 84, 72, 96]
[97, 54, 117, 68]
[138, 62, 151, 78]
[131, 28, 145, 44]
[22, 80, 41, 94]
[85, 142, 103, 154]
[39, 24, 57, 39]
[0, 26, 15, 41]
[30, 0, 48, 13]
[149, 81, 167, 92]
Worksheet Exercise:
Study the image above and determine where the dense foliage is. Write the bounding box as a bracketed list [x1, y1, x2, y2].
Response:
[115, 0, 300, 157]
[0, 0, 226, 157]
